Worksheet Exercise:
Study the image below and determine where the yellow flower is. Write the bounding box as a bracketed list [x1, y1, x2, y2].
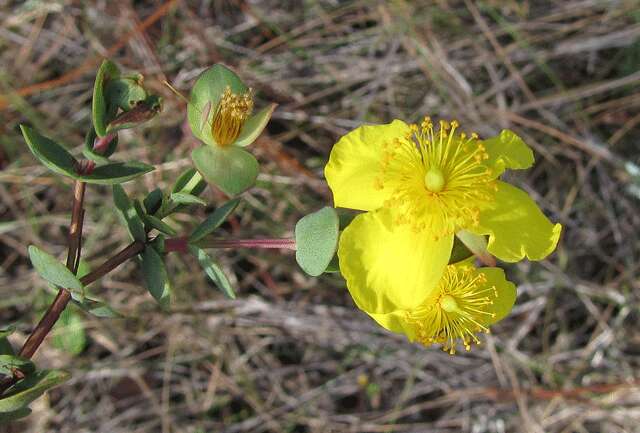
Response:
[325, 118, 561, 350]
[209, 86, 254, 147]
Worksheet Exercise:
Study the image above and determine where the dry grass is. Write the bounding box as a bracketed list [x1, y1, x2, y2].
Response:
[1, 1, 640, 432]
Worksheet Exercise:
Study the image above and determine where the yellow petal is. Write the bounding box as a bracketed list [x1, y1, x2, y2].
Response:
[338, 208, 453, 314]
[324, 120, 411, 211]
[368, 310, 417, 341]
[471, 181, 562, 262]
[482, 130, 534, 178]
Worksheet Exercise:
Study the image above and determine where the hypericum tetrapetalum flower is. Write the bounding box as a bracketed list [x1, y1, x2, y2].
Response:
[325, 117, 560, 349]
[209, 86, 254, 146]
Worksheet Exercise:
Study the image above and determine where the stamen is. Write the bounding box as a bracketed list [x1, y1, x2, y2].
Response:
[374, 116, 497, 237]
[406, 265, 498, 354]
[211, 86, 253, 146]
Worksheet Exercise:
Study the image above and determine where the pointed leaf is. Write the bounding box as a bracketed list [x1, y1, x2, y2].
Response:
[28, 246, 84, 295]
[234, 103, 277, 147]
[0, 407, 31, 422]
[295, 207, 339, 277]
[191, 145, 259, 196]
[20, 125, 78, 178]
[143, 188, 163, 215]
[143, 214, 177, 236]
[73, 297, 122, 318]
[112, 185, 146, 242]
[189, 198, 240, 242]
[92, 59, 120, 137]
[170, 192, 207, 206]
[0, 369, 70, 413]
[173, 168, 207, 196]
[80, 161, 153, 185]
[188, 245, 236, 299]
[141, 247, 171, 308]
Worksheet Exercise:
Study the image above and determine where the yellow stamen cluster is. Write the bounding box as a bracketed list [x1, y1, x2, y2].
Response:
[211, 86, 253, 146]
[374, 117, 497, 237]
[406, 265, 497, 354]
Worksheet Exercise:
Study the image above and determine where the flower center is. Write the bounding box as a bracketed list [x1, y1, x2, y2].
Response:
[211, 86, 253, 147]
[374, 117, 497, 237]
[406, 265, 498, 354]
[424, 167, 445, 193]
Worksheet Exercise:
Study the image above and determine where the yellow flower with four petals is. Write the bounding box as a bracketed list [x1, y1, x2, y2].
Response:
[325, 117, 561, 353]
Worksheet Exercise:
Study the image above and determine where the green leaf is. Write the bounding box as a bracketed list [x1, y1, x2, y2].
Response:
[0, 407, 31, 422]
[173, 168, 206, 196]
[188, 245, 236, 299]
[79, 161, 154, 185]
[191, 145, 259, 196]
[20, 125, 78, 178]
[189, 198, 240, 242]
[104, 76, 147, 111]
[187, 64, 248, 144]
[28, 246, 84, 296]
[73, 297, 122, 318]
[112, 185, 146, 242]
[92, 59, 120, 137]
[295, 207, 340, 277]
[143, 214, 177, 236]
[0, 326, 15, 340]
[143, 188, 163, 215]
[170, 192, 207, 206]
[0, 355, 35, 377]
[141, 247, 171, 308]
[0, 369, 70, 413]
[234, 103, 277, 147]
[51, 307, 86, 356]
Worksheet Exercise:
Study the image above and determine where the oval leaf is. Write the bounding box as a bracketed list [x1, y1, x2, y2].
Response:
[51, 307, 86, 356]
[20, 125, 78, 178]
[141, 247, 171, 309]
[189, 198, 240, 242]
[112, 185, 146, 242]
[143, 188, 163, 215]
[72, 297, 122, 319]
[28, 246, 83, 293]
[143, 214, 177, 236]
[191, 145, 258, 196]
[188, 245, 236, 299]
[295, 207, 339, 277]
[0, 407, 31, 422]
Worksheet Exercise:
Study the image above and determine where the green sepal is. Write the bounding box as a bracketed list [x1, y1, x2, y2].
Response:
[28, 246, 84, 300]
[295, 207, 340, 277]
[0, 369, 70, 413]
[141, 247, 171, 309]
[113, 185, 146, 242]
[188, 245, 236, 299]
[104, 76, 147, 112]
[191, 145, 259, 196]
[234, 103, 277, 147]
[106, 95, 162, 134]
[456, 229, 495, 266]
[92, 59, 120, 137]
[189, 198, 240, 243]
[187, 64, 248, 144]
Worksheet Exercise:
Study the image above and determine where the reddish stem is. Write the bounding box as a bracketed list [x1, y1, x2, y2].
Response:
[166, 236, 297, 252]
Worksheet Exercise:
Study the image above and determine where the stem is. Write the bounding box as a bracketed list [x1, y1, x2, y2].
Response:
[165, 236, 297, 253]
